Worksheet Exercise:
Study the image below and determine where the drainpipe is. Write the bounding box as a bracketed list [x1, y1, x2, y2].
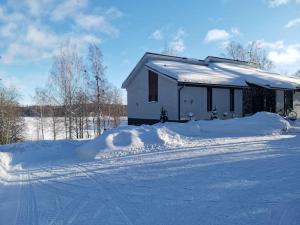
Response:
[178, 85, 184, 121]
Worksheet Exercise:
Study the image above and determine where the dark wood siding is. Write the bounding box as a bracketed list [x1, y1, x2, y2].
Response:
[148, 70, 158, 102]
[230, 88, 235, 112]
[207, 87, 212, 112]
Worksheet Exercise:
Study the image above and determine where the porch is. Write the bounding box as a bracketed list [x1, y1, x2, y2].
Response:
[243, 86, 293, 116]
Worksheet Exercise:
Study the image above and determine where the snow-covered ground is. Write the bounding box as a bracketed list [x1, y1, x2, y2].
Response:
[1, 112, 300, 225]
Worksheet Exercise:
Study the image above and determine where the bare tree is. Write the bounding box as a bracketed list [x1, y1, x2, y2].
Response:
[0, 82, 24, 144]
[49, 43, 86, 139]
[28, 43, 124, 141]
[88, 44, 107, 135]
[108, 86, 123, 128]
[225, 41, 273, 71]
[33, 88, 47, 140]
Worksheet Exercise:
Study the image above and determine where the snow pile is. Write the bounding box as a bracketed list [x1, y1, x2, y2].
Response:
[0, 140, 84, 172]
[76, 112, 290, 159]
[0, 112, 290, 173]
[0, 152, 12, 180]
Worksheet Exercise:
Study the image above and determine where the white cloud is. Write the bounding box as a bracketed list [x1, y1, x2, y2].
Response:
[25, 0, 53, 16]
[105, 7, 123, 19]
[51, 0, 88, 21]
[285, 17, 300, 28]
[268, 0, 290, 7]
[256, 40, 285, 49]
[70, 34, 101, 48]
[204, 27, 241, 47]
[0, 23, 18, 38]
[267, 0, 300, 7]
[168, 28, 186, 54]
[230, 27, 241, 36]
[151, 30, 163, 40]
[268, 46, 300, 65]
[256, 40, 300, 65]
[0, 1, 122, 64]
[204, 29, 231, 43]
[0, 71, 26, 91]
[0, 6, 25, 22]
[26, 25, 59, 49]
[3, 42, 40, 64]
[75, 14, 119, 36]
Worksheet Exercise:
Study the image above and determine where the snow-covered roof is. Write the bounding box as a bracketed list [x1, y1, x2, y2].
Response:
[146, 60, 300, 89]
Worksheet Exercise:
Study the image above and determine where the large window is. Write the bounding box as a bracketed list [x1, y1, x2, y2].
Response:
[207, 87, 212, 111]
[230, 88, 235, 112]
[148, 70, 158, 102]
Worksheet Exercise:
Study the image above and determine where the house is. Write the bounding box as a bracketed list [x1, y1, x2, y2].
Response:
[122, 52, 300, 125]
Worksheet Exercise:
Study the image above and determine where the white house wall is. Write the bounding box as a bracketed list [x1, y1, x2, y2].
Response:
[213, 88, 230, 118]
[127, 67, 178, 121]
[234, 89, 243, 116]
[180, 87, 243, 120]
[180, 86, 209, 120]
[293, 92, 300, 118]
[276, 90, 284, 113]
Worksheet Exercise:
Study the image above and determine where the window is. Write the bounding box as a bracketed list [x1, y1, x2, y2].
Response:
[207, 87, 212, 111]
[148, 70, 158, 102]
[230, 88, 235, 112]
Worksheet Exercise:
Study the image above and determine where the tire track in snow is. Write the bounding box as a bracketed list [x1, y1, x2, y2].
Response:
[30, 173, 86, 225]
[30, 172, 77, 198]
[75, 164, 135, 225]
[14, 172, 39, 225]
[27, 167, 89, 225]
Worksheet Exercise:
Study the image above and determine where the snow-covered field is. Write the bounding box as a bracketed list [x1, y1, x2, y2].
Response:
[1, 112, 300, 225]
[22, 117, 127, 141]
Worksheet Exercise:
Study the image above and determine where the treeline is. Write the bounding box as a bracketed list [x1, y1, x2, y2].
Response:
[32, 43, 124, 140]
[20, 103, 127, 118]
[0, 84, 24, 144]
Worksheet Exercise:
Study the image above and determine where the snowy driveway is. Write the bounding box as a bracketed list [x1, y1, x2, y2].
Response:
[1, 134, 300, 225]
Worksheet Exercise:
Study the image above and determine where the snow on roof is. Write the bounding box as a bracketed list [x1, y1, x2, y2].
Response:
[146, 60, 300, 89]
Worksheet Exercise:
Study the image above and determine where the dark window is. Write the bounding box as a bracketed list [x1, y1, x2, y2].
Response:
[148, 70, 158, 102]
[230, 88, 235, 112]
[284, 90, 293, 112]
[207, 87, 212, 111]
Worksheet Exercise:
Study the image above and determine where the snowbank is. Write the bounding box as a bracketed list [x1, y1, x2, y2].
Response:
[0, 112, 291, 174]
[0, 140, 85, 174]
[0, 152, 12, 180]
[76, 112, 290, 160]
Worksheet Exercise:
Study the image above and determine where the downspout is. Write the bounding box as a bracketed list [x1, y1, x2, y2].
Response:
[178, 85, 184, 121]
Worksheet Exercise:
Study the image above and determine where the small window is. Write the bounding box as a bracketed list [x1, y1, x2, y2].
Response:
[148, 70, 158, 102]
[230, 88, 235, 112]
[207, 87, 212, 111]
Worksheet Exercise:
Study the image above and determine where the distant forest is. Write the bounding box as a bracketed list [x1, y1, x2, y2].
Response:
[20, 103, 127, 117]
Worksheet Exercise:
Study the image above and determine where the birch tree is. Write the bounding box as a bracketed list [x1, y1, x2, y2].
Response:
[88, 44, 107, 135]
[49, 43, 86, 139]
[225, 41, 273, 71]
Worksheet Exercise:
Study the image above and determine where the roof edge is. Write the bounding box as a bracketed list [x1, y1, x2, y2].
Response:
[205, 56, 258, 67]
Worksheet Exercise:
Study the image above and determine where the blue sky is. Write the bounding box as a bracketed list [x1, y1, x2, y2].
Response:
[0, 0, 300, 104]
